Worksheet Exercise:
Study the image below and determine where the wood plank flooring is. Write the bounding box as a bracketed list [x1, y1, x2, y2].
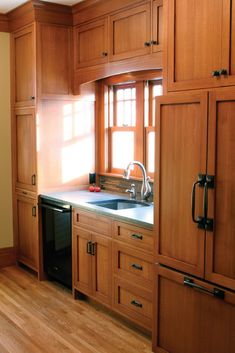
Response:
[0, 266, 152, 353]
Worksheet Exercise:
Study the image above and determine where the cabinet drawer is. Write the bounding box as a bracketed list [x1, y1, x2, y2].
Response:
[113, 242, 153, 289]
[113, 278, 152, 330]
[73, 209, 112, 236]
[113, 221, 153, 252]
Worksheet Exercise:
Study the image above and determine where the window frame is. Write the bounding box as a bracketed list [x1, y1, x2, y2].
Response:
[96, 71, 162, 180]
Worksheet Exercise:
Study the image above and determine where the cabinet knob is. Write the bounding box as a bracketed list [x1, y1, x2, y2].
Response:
[151, 40, 157, 45]
[144, 41, 151, 47]
[211, 70, 220, 77]
[31, 174, 36, 186]
[30, 96, 35, 100]
[219, 69, 228, 76]
[101, 52, 108, 57]
[32, 206, 37, 217]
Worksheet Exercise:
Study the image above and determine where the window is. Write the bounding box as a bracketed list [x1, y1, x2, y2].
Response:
[98, 73, 163, 179]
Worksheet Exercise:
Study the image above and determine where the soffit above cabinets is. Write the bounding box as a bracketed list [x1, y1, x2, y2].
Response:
[0, 0, 84, 14]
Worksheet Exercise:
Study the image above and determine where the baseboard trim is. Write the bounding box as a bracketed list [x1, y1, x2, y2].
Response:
[0, 247, 16, 268]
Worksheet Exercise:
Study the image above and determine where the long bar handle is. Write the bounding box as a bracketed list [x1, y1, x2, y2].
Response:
[191, 179, 201, 223]
[39, 204, 70, 213]
[184, 277, 224, 299]
[203, 176, 214, 231]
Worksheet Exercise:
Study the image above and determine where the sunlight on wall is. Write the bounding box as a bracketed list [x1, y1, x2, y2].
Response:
[62, 99, 94, 184]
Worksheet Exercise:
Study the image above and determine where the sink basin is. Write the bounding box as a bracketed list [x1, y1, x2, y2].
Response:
[88, 199, 151, 211]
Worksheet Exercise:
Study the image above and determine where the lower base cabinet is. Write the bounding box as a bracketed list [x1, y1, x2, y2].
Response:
[113, 277, 152, 330]
[72, 208, 154, 331]
[153, 264, 235, 353]
[73, 227, 112, 306]
[15, 193, 38, 271]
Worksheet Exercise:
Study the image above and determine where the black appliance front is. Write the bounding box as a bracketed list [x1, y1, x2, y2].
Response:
[40, 197, 72, 288]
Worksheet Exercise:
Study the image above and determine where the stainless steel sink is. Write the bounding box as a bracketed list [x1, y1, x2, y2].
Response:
[88, 199, 151, 210]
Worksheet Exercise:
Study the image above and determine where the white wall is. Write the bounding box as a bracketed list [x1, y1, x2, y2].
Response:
[0, 32, 13, 248]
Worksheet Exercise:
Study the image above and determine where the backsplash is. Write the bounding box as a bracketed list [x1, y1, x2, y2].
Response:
[99, 175, 153, 202]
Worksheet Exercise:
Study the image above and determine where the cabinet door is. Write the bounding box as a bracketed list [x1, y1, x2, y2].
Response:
[153, 264, 235, 353]
[205, 90, 235, 290]
[73, 227, 92, 295]
[152, 0, 163, 53]
[155, 92, 208, 277]
[74, 18, 108, 69]
[167, 0, 231, 91]
[12, 24, 36, 107]
[91, 233, 112, 305]
[16, 194, 38, 271]
[109, 3, 151, 62]
[14, 108, 37, 192]
[38, 23, 71, 96]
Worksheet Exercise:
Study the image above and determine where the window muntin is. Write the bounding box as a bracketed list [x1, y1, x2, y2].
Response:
[105, 79, 162, 178]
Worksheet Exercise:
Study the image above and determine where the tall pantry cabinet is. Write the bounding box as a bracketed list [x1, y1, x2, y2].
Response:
[10, 2, 72, 274]
[153, 0, 235, 352]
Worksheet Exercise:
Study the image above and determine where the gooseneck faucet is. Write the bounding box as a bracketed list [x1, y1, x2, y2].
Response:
[123, 161, 151, 201]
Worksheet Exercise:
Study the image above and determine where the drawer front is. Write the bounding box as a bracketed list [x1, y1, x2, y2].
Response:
[113, 242, 153, 289]
[113, 278, 152, 330]
[113, 221, 153, 252]
[73, 209, 111, 236]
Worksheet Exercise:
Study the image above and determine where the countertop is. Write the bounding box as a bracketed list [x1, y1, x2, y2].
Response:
[40, 189, 154, 229]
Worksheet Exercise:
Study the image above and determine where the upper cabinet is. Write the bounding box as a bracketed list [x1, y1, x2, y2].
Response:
[166, 0, 235, 91]
[12, 24, 36, 107]
[74, 18, 108, 69]
[37, 23, 72, 97]
[73, 0, 163, 87]
[12, 22, 72, 104]
[109, 3, 151, 62]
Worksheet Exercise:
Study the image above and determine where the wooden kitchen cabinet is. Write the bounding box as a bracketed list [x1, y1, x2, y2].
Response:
[113, 277, 152, 330]
[10, 3, 74, 275]
[155, 88, 235, 289]
[153, 264, 235, 353]
[13, 108, 37, 192]
[74, 18, 108, 69]
[15, 194, 38, 271]
[166, 0, 234, 91]
[112, 222, 153, 330]
[155, 91, 208, 278]
[73, 210, 112, 306]
[12, 24, 36, 107]
[109, 3, 151, 62]
[37, 23, 72, 96]
[205, 89, 235, 291]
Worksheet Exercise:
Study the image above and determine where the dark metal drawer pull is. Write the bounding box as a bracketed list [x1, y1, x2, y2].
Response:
[131, 233, 143, 240]
[131, 300, 143, 308]
[87, 241, 92, 255]
[91, 242, 96, 256]
[131, 263, 143, 271]
[184, 277, 224, 300]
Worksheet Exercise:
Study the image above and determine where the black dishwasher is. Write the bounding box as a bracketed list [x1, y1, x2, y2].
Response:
[40, 197, 72, 288]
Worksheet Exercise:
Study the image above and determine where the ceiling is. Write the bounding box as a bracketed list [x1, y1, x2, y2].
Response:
[0, 0, 84, 13]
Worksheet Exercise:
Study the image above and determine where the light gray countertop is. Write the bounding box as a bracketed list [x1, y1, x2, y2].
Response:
[40, 189, 154, 229]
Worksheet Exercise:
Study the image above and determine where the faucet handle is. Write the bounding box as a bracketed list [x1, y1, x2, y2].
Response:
[125, 183, 136, 199]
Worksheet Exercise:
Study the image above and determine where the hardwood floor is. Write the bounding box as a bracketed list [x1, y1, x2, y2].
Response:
[0, 266, 152, 353]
